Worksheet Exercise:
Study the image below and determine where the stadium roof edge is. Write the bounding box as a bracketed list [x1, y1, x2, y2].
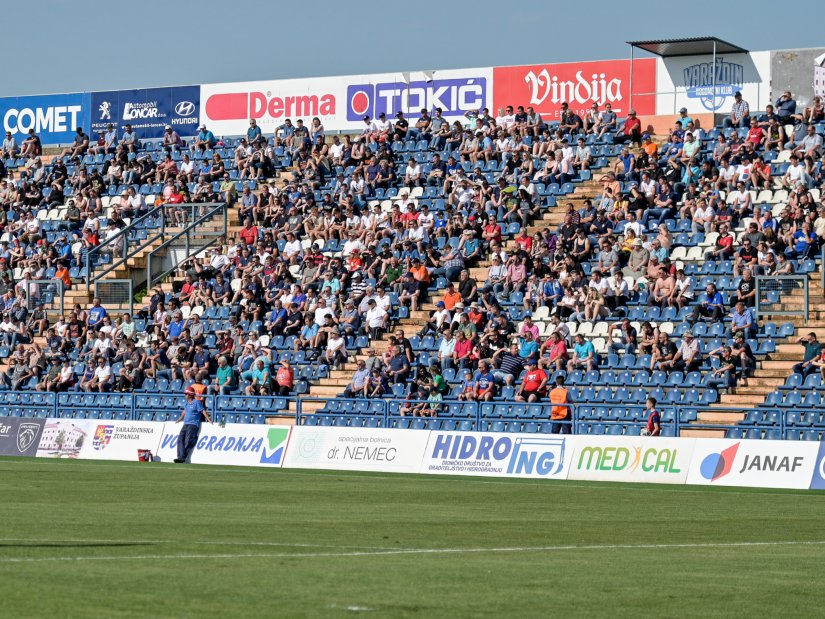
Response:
[626, 37, 748, 57]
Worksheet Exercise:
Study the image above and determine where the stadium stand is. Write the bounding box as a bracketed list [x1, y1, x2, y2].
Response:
[0, 90, 823, 440]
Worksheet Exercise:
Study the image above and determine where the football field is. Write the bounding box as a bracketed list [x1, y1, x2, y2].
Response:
[0, 458, 823, 618]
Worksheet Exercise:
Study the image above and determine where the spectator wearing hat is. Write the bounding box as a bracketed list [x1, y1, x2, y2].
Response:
[161, 125, 183, 153]
[193, 125, 216, 154]
[418, 301, 451, 337]
[363, 298, 388, 340]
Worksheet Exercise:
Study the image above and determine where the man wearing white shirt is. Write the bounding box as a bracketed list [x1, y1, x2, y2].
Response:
[86, 357, 112, 393]
[313, 298, 335, 327]
[781, 155, 809, 189]
[640, 173, 658, 206]
[404, 157, 422, 187]
[622, 212, 643, 238]
[364, 298, 388, 338]
[282, 232, 302, 260]
[342, 232, 365, 257]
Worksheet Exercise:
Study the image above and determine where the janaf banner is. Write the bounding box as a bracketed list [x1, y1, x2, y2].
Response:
[0, 417, 45, 457]
[90, 85, 200, 140]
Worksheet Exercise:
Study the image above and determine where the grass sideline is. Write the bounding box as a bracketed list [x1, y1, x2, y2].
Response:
[0, 458, 823, 618]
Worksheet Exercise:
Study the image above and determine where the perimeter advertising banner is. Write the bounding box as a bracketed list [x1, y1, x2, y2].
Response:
[420, 431, 572, 479]
[568, 436, 695, 484]
[686, 438, 819, 490]
[89, 86, 200, 139]
[0, 417, 45, 457]
[35, 419, 163, 460]
[155, 422, 290, 467]
[492, 58, 657, 120]
[284, 426, 428, 474]
[79, 420, 164, 461]
[655, 51, 771, 115]
[0, 93, 91, 144]
[199, 67, 493, 136]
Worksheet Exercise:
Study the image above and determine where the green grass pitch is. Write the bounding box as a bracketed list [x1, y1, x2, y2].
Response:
[0, 458, 823, 618]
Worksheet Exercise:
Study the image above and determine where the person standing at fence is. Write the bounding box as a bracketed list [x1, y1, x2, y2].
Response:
[643, 397, 661, 437]
[549, 375, 572, 435]
[173, 387, 212, 464]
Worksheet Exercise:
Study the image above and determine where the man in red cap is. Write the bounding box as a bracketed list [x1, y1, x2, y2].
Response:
[173, 386, 212, 463]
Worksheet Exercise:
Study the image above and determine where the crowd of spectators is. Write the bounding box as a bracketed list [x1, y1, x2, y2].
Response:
[0, 90, 822, 416]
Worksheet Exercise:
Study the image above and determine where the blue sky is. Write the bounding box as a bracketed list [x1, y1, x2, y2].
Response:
[4, 0, 824, 96]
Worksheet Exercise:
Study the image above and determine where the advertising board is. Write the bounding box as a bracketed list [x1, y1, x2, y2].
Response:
[420, 431, 572, 479]
[155, 422, 290, 467]
[36, 419, 93, 458]
[78, 420, 164, 461]
[493, 58, 656, 119]
[0, 417, 45, 457]
[655, 51, 771, 115]
[0, 93, 90, 145]
[200, 68, 492, 136]
[90, 86, 200, 139]
[568, 436, 694, 484]
[687, 439, 818, 489]
[283, 426, 428, 474]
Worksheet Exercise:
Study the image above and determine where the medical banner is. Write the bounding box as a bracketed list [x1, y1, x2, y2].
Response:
[0, 93, 91, 145]
[0, 417, 45, 457]
[655, 51, 771, 115]
[687, 438, 819, 489]
[284, 426, 429, 474]
[569, 435, 694, 484]
[493, 58, 657, 120]
[90, 86, 200, 140]
[155, 422, 290, 467]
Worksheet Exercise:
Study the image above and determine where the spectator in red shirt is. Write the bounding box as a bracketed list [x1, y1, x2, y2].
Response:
[238, 219, 259, 246]
[615, 110, 642, 145]
[274, 358, 294, 396]
[541, 332, 569, 371]
[515, 359, 548, 402]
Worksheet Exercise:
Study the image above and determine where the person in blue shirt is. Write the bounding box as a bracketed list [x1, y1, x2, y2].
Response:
[247, 119, 263, 143]
[195, 125, 216, 153]
[87, 298, 107, 329]
[173, 387, 212, 463]
[472, 360, 496, 401]
[567, 334, 598, 372]
[729, 301, 755, 340]
[691, 283, 725, 323]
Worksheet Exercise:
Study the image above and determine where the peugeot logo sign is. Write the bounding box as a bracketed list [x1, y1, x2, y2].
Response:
[175, 101, 196, 116]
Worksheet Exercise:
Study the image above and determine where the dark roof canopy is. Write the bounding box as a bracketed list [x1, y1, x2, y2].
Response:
[627, 37, 748, 57]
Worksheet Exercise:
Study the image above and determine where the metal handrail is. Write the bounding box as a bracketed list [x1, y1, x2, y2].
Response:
[146, 202, 227, 290]
[754, 274, 809, 323]
[84, 205, 165, 291]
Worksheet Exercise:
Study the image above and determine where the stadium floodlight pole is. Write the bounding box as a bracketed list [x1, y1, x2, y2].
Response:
[712, 39, 717, 114]
[629, 45, 634, 114]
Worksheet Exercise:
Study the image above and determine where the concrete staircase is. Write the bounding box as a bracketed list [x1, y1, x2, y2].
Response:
[687, 274, 825, 437]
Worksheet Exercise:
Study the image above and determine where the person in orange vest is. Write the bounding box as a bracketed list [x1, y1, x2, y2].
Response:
[549, 375, 572, 435]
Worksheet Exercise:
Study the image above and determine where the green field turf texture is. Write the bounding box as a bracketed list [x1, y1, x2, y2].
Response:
[0, 458, 822, 618]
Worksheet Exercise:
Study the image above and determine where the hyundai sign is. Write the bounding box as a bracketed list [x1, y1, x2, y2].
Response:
[90, 86, 200, 140]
